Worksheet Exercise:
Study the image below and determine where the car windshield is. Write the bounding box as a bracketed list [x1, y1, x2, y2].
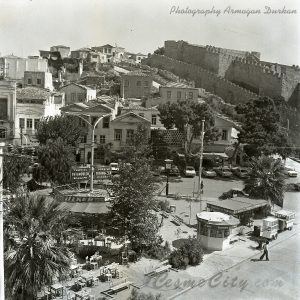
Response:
[110, 163, 118, 167]
[187, 167, 194, 170]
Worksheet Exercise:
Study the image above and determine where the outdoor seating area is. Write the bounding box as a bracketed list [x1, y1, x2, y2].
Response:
[36, 259, 128, 300]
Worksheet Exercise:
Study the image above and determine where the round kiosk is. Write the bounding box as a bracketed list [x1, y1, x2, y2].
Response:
[196, 212, 239, 251]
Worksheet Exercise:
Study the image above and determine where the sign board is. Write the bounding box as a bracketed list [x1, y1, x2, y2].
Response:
[71, 167, 90, 181]
[94, 166, 111, 180]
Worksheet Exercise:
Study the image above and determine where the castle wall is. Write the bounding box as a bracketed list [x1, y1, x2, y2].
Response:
[143, 54, 258, 105]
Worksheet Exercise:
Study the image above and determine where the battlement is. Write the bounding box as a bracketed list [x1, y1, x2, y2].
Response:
[143, 54, 258, 105]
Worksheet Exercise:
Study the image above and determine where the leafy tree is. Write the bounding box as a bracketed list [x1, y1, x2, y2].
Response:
[128, 289, 163, 300]
[34, 138, 75, 185]
[110, 158, 160, 253]
[244, 156, 285, 207]
[4, 194, 72, 299]
[169, 237, 204, 269]
[35, 115, 86, 145]
[151, 129, 171, 160]
[157, 101, 217, 153]
[118, 124, 152, 163]
[235, 97, 292, 158]
[154, 47, 165, 55]
[2, 153, 31, 193]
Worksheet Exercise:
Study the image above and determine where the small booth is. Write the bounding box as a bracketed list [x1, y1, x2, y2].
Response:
[196, 212, 239, 251]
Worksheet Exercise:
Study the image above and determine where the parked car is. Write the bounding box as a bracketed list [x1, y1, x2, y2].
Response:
[169, 165, 180, 176]
[232, 167, 249, 178]
[109, 162, 119, 175]
[184, 166, 196, 177]
[283, 166, 298, 177]
[202, 169, 217, 178]
[214, 166, 233, 178]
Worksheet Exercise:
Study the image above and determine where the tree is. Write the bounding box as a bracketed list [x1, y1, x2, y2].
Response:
[157, 101, 218, 153]
[35, 115, 86, 146]
[34, 138, 75, 185]
[235, 97, 292, 158]
[4, 194, 72, 299]
[2, 153, 31, 193]
[110, 158, 160, 252]
[117, 124, 152, 163]
[244, 156, 285, 207]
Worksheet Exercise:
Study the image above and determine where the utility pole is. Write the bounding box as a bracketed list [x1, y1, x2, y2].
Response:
[0, 142, 5, 300]
[198, 120, 205, 212]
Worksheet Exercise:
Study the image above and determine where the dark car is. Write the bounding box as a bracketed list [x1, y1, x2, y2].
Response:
[169, 165, 180, 176]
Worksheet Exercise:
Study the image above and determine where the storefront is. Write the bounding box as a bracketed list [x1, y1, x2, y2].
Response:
[196, 212, 239, 251]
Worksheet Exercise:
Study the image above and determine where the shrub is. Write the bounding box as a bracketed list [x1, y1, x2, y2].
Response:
[157, 199, 170, 212]
[169, 237, 204, 269]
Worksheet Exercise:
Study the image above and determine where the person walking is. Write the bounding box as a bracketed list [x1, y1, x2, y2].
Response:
[260, 241, 269, 261]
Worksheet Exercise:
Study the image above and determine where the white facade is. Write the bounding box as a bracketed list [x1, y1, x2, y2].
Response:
[0, 55, 48, 80]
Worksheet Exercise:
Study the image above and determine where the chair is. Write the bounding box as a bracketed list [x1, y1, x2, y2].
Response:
[66, 291, 76, 300]
[93, 277, 99, 286]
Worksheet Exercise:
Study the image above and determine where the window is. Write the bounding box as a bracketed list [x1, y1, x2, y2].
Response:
[137, 81, 141, 87]
[124, 80, 129, 87]
[139, 113, 145, 118]
[126, 129, 134, 142]
[27, 118, 33, 129]
[71, 93, 76, 102]
[102, 116, 110, 128]
[100, 135, 106, 144]
[144, 81, 149, 87]
[94, 135, 97, 142]
[151, 115, 157, 125]
[80, 135, 87, 143]
[177, 91, 181, 100]
[0, 128, 6, 138]
[114, 129, 122, 141]
[167, 91, 171, 99]
[37, 78, 42, 85]
[19, 118, 25, 129]
[27, 78, 32, 84]
[34, 119, 40, 129]
[188, 92, 193, 99]
[78, 93, 85, 102]
[222, 130, 228, 141]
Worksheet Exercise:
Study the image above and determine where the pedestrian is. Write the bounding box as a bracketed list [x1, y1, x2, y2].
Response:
[260, 241, 269, 261]
[201, 180, 204, 194]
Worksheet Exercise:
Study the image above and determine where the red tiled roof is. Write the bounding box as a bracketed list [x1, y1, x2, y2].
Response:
[16, 87, 51, 100]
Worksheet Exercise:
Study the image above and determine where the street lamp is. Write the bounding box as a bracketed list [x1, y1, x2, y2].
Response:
[65, 112, 110, 192]
[164, 159, 173, 196]
[198, 119, 205, 212]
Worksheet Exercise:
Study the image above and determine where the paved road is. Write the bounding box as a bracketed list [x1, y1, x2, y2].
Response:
[181, 230, 300, 300]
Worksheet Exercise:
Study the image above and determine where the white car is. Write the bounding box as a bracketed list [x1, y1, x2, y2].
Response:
[284, 166, 297, 177]
[109, 162, 119, 175]
[184, 166, 196, 177]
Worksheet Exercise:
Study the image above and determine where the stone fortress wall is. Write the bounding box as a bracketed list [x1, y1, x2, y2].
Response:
[144, 40, 300, 107]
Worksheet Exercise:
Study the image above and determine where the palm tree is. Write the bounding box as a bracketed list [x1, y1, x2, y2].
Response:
[244, 156, 285, 207]
[4, 193, 73, 299]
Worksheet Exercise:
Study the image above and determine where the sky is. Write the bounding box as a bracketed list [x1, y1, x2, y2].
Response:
[0, 0, 299, 66]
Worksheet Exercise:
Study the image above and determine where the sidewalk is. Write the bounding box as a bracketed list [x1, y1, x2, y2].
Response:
[123, 222, 300, 300]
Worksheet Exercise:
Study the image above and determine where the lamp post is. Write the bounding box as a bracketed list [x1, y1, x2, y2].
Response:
[0, 142, 5, 300]
[65, 113, 110, 192]
[198, 119, 205, 212]
[165, 159, 173, 196]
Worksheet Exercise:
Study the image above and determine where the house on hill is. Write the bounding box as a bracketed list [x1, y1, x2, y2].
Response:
[59, 83, 96, 104]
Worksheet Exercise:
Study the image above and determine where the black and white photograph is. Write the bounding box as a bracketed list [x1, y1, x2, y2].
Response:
[0, 0, 299, 299]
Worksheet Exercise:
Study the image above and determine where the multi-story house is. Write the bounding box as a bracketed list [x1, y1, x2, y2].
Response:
[70, 48, 91, 60]
[0, 55, 48, 81]
[92, 45, 125, 63]
[50, 45, 70, 58]
[59, 83, 96, 105]
[0, 80, 16, 143]
[24, 71, 54, 91]
[120, 71, 153, 99]
[121, 104, 163, 129]
[15, 87, 64, 145]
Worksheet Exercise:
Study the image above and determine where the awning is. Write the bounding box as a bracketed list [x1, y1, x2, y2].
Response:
[203, 152, 228, 158]
[60, 202, 110, 215]
[207, 197, 268, 215]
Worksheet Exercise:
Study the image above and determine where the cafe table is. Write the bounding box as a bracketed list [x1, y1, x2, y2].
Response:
[80, 273, 94, 286]
[50, 283, 64, 298]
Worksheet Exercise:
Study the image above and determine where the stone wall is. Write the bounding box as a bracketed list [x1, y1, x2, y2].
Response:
[143, 54, 258, 105]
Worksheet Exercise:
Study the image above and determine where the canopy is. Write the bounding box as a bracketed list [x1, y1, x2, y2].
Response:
[60, 202, 110, 215]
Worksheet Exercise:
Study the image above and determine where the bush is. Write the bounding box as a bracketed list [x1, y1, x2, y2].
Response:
[157, 199, 170, 212]
[169, 237, 204, 269]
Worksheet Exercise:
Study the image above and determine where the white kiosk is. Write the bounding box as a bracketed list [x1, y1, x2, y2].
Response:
[196, 212, 239, 251]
